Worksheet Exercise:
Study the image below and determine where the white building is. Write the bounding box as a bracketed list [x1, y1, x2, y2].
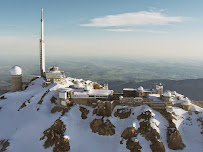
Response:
[46, 66, 65, 83]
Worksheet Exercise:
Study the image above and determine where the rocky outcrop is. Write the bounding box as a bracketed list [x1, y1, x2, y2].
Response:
[90, 118, 115, 136]
[50, 106, 70, 116]
[79, 106, 89, 119]
[0, 96, 6, 99]
[50, 96, 57, 104]
[40, 118, 70, 152]
[167, 127, 185, 150]
[37, 90, 50, 104]
[114, 108, 131, 119]
[17, 101, 26, 111]
[121, 127, 142, 152]
[150, 140, 165, 152]
[126, 139, 142, 152]
[157, 109, 185, 150]
[121, 127, 137, 140]
[0, 139, 10, 152]
[93, 101, 115, 117]
[137, 111, 165, 152]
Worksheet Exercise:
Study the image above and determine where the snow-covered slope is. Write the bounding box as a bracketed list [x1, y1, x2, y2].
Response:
[0, 77, 202, 152]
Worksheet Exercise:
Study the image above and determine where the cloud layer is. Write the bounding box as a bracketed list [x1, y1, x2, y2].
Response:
[81, 11, 185, 27]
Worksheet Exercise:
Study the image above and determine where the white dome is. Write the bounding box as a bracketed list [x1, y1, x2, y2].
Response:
[137, 86, 144, 91]
[163, 91, 172, 97]
[10, 65, 22, 75]
[74, 82, 84, 89]
[182, 97, 191, 105]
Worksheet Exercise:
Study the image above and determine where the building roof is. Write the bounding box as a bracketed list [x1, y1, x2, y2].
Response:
[10, 65, 22, 75]
[163, 91, 172, 97]
[89, 89, 113, 96]
[147, 94, 163, 102]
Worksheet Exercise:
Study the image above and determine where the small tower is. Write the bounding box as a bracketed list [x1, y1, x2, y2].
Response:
[10, 65, 22, 92]
[156, 83, 163, 95]
[104, 83, 109, 90]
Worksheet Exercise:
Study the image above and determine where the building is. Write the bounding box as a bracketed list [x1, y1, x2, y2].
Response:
[46, 66, 66, 83]
[57, 87, 114, 106]
[10, 65, 23, 92]
[123, 84, 163, 98]
[181, 97, 191, 111]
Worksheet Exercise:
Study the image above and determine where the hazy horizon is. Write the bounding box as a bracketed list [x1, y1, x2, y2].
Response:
[0, 0, 203, 59]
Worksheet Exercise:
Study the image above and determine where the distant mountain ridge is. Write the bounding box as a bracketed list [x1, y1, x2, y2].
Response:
[108, 78, 203, 101]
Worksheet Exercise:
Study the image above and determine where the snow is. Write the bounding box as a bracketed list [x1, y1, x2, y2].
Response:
[0, 77, 202, 152]
[172, 107, 203, 152]
[148, 94, 163, 102]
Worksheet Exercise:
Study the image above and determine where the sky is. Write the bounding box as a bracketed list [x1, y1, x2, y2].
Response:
[0, 0, 203, 59]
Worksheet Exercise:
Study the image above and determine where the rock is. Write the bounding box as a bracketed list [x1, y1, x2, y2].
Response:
[121, 127, 137, 140]
[93, 101, 115, 117]
[167, 127, 185, 150]
[0, 96, 6, 99]
[79, 106, 89, 119]
[114, 108, 131, 119]
[50, 96, 57, 104]
[0, 139, 10, 152]
[157, 109, 185, 150]
[40, 118, 70, 151]
[150, 140, 165, 152]
[50, 106, 70, 116]
[126, 139, 142, 152]
[90, 118, 115, 136]
[136, 111, 165, 152]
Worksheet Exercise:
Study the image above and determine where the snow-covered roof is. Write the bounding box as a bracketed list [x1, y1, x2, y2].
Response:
[137, 86, 144, 91]
[147, 94, 163, 102]
[74, 82, 84, 89]
[10, 65, 22, 75]
[89, 89, 113, 96]
[163, 91, 172, 97]
[182, 97, 191, 105]
[123, 88, 136, 91]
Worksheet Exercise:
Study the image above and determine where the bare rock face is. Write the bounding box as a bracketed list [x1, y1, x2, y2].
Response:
[126, 139, 142, 152]
[90, 118, 115, 136]
[50, 96, 57, 104]
[93, 101, 115, 117]
[167, 127, 185, 150]
[79, 106, 89, 119]
[137, 111, 165, 152]
[121, 127, 137, 140]
[157, 109, 185, 150]
[50, 106, 70, 116]
[114, 108, 131, 119]
[40, 118, 70, 152]
[150, 140, 165, 152]
[0, 139, 10, 152]
[0, 96, 6, 99]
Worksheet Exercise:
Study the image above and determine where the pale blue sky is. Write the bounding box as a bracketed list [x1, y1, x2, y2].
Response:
[0, 0, 202, 58]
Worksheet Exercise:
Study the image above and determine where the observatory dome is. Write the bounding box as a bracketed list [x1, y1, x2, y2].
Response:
[163, 91, 172, 97]
[137, 86, 144, 91]
[10, 65, 22, 75]
[182, 97, 191, 105]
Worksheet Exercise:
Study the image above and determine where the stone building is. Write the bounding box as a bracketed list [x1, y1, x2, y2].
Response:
[10, 65, 23, 92]
[123, 83, 163, 98]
